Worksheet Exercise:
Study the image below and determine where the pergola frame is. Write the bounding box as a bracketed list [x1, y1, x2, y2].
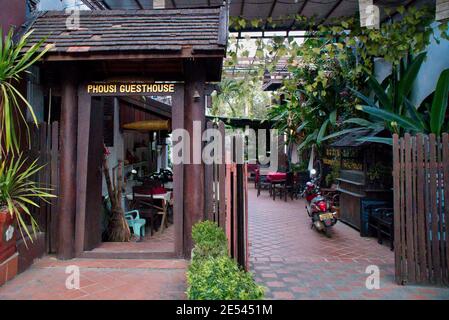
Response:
[81, 0, 425, 34]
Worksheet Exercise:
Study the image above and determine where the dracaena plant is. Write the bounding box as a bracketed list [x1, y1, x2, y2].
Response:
[0, 28, 55, 244]
[326, 52, 442, 144]
[0, 155, 56, 243]
[0, 28, 53, 156]
[356, 68, 449, 141]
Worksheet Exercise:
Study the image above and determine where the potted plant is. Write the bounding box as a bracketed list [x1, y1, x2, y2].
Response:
[0, 28, 53, 268]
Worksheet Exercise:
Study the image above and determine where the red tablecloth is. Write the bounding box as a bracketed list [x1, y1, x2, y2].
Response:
[266, 172, 287, 182]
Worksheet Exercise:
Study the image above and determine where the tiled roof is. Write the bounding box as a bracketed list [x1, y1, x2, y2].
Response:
[24, 7, 227, 55]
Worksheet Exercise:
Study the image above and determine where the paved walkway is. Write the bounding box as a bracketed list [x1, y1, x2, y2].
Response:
[0, 257, 187, 300]
[248, 186, 449, 300]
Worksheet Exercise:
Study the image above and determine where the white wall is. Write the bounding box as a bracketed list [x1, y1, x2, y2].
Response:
[411, 21, 449, 106]
[374, 21, 449, 107]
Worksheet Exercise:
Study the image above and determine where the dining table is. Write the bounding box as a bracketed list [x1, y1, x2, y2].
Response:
[126, 191, 172, 233]
[266, 172, 287, 182]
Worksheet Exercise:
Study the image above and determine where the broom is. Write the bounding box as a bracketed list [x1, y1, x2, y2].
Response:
[103, 154, 131, 242]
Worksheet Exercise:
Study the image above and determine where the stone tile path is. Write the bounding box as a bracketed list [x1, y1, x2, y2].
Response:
[0, 257, 187, 300]
[249, 186, 449, 300]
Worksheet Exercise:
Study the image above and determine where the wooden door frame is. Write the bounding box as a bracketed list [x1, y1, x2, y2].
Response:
[74, 81, 185, 258]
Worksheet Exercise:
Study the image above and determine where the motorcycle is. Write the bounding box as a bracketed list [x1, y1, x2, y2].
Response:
[302, 169, 338, 237]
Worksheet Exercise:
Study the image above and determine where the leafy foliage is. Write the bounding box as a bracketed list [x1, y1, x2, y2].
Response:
[0, 28, 53, 156]
[355, 68, 449, 140]
[191, 220, 228, 259]
[188, 255, 265, 300]
[226, 6, 448, 153]
[268, 37, 363, 154]
[187, 221, 264, 300]
[0, 155, 55, 244]
[0, 27, 55, 244]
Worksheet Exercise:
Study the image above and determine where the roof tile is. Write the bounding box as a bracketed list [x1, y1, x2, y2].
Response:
[24, 7, 226, 55]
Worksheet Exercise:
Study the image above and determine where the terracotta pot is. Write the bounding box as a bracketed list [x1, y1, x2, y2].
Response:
[0, 209, 17, 264]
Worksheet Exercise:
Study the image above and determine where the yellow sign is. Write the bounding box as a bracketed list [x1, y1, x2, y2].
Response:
[86, 83, 175, 94]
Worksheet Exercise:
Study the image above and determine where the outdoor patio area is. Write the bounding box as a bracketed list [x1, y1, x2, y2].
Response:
[249, 186, 449, 300]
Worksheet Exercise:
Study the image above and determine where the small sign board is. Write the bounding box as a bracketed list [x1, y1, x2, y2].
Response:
[86, 82, 177, 96]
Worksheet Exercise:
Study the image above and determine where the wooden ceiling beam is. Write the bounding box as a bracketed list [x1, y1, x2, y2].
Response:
[265, 0, 278, 30]
[240, 0, 245, 16]
[322, 0, 343, 22]
[134, 0, 144, 9]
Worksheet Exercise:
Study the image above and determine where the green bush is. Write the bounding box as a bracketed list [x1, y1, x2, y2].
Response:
[187, 255, 265, 300]
[191, 220, 227, 259]
[187, 221, 265, 300]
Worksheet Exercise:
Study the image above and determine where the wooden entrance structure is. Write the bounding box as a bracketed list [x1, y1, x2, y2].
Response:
[24, 7, 228, 259]
[393, 133, 449, 286]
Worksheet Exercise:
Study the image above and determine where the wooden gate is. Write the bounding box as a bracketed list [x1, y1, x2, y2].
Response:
[204, 121, 249, 270]
[25, 122, 60, 253]
[393, 133, 449, 285]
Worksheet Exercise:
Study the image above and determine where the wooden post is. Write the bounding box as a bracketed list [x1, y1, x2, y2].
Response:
[57, 65, 78, 260]
[172, 86, 185, 258]
[183, 60, 206, 257]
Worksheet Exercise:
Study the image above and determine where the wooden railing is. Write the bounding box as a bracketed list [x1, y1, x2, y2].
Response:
[393, 133, 449, 286]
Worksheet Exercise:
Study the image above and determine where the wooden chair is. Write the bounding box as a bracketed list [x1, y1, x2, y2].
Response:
[368, 207, 394, 250]
[257, 174, 272, 197]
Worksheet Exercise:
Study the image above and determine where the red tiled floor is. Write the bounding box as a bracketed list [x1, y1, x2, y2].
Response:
[0, 256, 187, 300]
[93, 224, 175, 253]
[249, 185, 449, 300]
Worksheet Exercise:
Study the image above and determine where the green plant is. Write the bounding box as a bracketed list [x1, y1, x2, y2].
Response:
[187, 255, 265, 300]
[325, 162, 340, 187]
[0, 155, 55, 242]
[355, 68, 449, 143]
[290, 162, 308, 173]
[0, 28, 53, 155]
[187, 221, 264, 300]
[191, 220, 228, 259]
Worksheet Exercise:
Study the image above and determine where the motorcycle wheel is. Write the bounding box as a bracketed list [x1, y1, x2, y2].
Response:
[324, 227, 332, 238]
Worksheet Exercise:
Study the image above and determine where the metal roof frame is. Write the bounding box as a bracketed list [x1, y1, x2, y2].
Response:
[81, 0, 431, 33]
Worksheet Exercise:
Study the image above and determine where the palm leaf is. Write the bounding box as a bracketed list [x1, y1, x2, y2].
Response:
[430, 69, 449, 136]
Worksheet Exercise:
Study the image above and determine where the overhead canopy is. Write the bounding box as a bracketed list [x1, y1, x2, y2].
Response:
[82, 0, 428, 32]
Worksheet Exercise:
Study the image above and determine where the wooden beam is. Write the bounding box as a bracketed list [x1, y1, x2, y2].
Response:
[298, 0, 309, 15]
[74, 83, 90, 256]
[240, 0, 245, 16]
[322, 0, 343, 23]
[264, 0, 278, 30]
[41, 51, 226, 62]
[289, 0, 309, 30]
[172, 85, 184, 257]
[183, 60, 206, 257]
[134, 0, 144, 9]
[100, 0, 111, 9]
[57, 64, 78, 260]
